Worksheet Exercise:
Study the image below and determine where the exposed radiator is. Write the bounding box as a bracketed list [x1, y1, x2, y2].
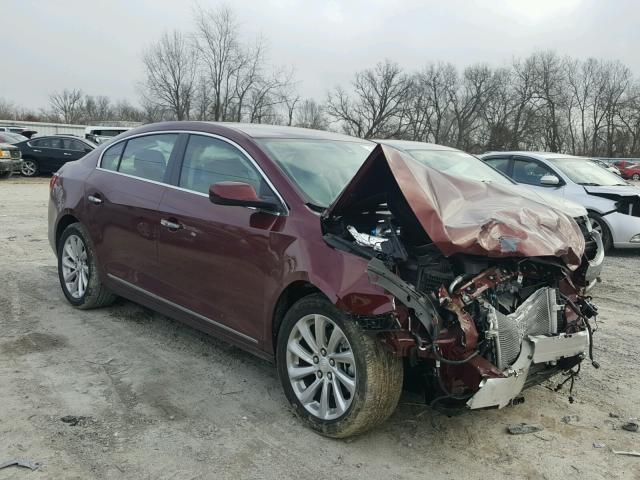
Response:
[493, 288, 560, 369]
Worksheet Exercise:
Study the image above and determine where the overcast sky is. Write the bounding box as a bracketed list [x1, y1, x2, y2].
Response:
[3, 0, 639, 111]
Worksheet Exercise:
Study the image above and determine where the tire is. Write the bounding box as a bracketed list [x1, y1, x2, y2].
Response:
[57, 222, 116, 309]
[0, 171, 12, 179]
[588, 212, 613, 252]
[632, 173, 640, 181]
[276, 294, 403, 438]
[21, 158, 39, 177]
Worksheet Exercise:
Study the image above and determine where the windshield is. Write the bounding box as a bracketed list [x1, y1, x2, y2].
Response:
[0, 133, 27, 143]
[257, 139, 374, 208]
[404, 149, 513, 184]
[549, 157, 627, 186]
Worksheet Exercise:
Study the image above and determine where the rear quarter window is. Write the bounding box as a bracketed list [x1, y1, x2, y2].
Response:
[101, 142, 125, 171]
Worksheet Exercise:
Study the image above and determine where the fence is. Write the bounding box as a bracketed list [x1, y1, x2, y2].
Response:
[0, 119, 142, 137]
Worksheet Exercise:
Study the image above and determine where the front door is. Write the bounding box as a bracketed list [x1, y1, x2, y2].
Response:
[511, 156, 565, 196]
[84, 133, 181, 292]
[155, 134, 286, 344]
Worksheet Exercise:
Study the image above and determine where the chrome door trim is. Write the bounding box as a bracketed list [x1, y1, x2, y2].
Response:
[107, 273, 258, 344]
[96, 130, 289, 215]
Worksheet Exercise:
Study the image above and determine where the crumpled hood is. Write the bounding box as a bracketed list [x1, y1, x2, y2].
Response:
[324, 145, 585, 270]
[583, 184, 640, 198]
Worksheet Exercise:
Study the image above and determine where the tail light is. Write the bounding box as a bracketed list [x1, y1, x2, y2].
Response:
[50, 172, 60, 191]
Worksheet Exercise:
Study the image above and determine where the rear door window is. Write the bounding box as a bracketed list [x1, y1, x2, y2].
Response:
[118, 134, 178, 182]
[484, 157, 510, 175]
[101, 142, 124, 171]
[62, 138, 88, 151]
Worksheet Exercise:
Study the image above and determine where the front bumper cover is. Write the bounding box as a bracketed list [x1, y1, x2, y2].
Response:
[466, 331, 589, 409]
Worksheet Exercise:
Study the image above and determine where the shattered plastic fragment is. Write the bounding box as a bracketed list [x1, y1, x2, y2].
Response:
[507, 423, 544, 435]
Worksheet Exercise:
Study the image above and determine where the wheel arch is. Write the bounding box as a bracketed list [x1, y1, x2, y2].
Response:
[270, 280, 325, 355]
[55, 213, 80, 251]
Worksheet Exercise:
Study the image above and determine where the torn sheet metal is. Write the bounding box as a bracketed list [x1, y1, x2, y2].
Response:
[324, 145, 585, 269]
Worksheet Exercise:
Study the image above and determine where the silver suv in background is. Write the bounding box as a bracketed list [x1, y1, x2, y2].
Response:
[84, 126, 131, 144]
[480, 152, 640, 251]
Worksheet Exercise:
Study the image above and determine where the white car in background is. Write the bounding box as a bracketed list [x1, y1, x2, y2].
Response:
[84, 126, 131, 144]
[481, 152, 640, 251]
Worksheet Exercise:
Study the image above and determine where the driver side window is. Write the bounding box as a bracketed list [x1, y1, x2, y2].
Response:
[513, 158, 555, 186]
[179, 135, 275, 201]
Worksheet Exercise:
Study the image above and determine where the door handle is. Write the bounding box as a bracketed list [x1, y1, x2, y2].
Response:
[160, 218, 183, 231]
[64, 152, 72, 156]
[87, 194, 103, 205]
[32, 149, 41, 152]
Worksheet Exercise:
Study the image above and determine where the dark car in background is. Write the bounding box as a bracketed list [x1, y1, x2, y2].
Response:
[15, 135, 96, 176]
[48, 122, 599, 437]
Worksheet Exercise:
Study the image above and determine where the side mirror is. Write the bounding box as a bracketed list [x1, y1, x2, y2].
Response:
[540, 174, 560, 186]
[209, 181, 281, 213]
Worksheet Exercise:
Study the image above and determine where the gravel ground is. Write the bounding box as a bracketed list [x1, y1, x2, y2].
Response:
[1, 176, 639, 480]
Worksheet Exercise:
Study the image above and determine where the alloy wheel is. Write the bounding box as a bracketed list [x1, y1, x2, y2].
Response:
[21, 160, 37, 176]
[589, 216, 603, 235]
[286, 314, 356, 420]
[61, 234, 90, 299]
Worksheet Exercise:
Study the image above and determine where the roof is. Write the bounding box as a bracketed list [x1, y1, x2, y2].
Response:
[211, 122, 363, 142]
[480, 151, 592, 161]
[373, 139, 460, 151]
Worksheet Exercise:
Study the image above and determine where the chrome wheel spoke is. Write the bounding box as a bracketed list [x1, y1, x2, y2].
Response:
[288, 365, 316, 380]
[334, 368, 356, 395]
[314, 314, 326, 350]
[288, 340, 314, 365]
[331, 376, 347, 413]
[298, 377, 322, 404]
[318, 380, 330, 418]
[296, 320, 318, 354]
[329, 350, 354, 365]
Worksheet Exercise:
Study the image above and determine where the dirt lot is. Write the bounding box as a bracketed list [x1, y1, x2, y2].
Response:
[1, 176, 639, 480]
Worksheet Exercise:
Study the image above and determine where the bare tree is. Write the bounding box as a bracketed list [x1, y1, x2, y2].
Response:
[295, 99, 328, 130]
[142, 30, 197, 120]
[327, 60, 412, 138]
[49, 89, 85, 123]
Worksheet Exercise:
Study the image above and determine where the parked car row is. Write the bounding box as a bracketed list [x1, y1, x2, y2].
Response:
[480, 152, 640, 251]
[48, 121, 606, 437]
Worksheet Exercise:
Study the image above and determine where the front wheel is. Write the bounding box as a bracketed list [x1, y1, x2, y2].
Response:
[632, 173, 640, 181]
[21, 159, 39, 177]
[276, 294, 403, 438]
[588, 212, 613, 252]
[57, 223, 116, 309]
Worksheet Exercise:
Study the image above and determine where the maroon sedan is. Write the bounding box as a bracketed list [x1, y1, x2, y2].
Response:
[49, 122, 599, 437]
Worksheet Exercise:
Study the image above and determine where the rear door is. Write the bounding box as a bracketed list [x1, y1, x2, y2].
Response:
[155, 133, 286, 343]
[61, 138, 92, 162]
[84, 132, 183, 292]
[29, 137, 66, 171]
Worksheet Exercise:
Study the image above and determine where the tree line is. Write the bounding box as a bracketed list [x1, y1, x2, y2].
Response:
[2, 4, 640, 157]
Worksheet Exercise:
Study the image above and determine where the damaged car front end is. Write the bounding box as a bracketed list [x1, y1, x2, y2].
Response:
[322, 144, 601, 410]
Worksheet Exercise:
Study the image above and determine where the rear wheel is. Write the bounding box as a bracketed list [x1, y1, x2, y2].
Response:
[21, 159, 39, 177]
[276, 294, 403, 437]
[58, 223, 116, 309]
[588, 212, 613, 252]
[632, 173, 640, 181]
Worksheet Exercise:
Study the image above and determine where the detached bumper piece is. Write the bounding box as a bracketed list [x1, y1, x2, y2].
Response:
[467, 331, 589, 409]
